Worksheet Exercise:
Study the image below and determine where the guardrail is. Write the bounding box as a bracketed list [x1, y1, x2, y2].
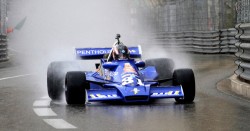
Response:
[220, 28, 238, 53]
[235, 23, 250, 81]
[0, 0, 8, 62]
[0, 42, 8, 62]
[151, 29, 237, 54]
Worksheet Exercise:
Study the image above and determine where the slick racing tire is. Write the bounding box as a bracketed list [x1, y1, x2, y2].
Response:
[47, 61, 81, 100]
[173, 69, 195, 103]
[145, 58, 174, 80]
[65, 71, 89, 105]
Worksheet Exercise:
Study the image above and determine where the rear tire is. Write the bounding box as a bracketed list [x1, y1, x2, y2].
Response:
[173, 69, 195, 103]
[65, 71, 89, 105]
[47, 62, 65, 100]
[145, 58, 174, 80]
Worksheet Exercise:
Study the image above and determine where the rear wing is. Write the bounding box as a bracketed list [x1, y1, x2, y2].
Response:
[75, 45, 142, 59]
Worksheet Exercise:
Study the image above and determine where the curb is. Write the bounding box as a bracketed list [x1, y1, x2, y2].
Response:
[217, 74, 250, 101]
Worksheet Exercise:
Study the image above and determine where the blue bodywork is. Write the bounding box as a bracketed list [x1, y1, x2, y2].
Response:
[75, 47, 184, 103]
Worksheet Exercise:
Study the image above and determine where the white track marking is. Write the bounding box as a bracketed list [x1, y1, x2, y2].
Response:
[43, 119, 77, 129]
[8, 48, 22, 53]
[33, 108, 57, 116]
[33, 97, 78, 129]
[0, 74, 31, 81]
[33, 100, 51, 107]
[40, 96, 50, 99]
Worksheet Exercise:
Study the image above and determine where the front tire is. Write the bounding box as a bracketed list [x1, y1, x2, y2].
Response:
[173, 69, 195, 103]
[65, 71, 89, 105]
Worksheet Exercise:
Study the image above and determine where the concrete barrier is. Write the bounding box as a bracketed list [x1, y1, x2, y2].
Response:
[153, 29, 237, 54]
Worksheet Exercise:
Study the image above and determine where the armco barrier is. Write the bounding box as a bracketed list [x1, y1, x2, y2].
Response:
[220, 28, 238, 53]
[235, 23, 250, 81]
[0, 0, 8, 62]
[0, 40, 8, 62]
[153, 30, 237, 54]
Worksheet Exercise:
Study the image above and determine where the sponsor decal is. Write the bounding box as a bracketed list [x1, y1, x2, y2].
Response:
[76, 49, 111, 55]
[104, 69, 118, 80]
[76, 48, 139, 56]
[109, 71, 118, 76]
[151, 91, 180, 96]
[131, 88, 140, 95]
[89, 94, 118, 98]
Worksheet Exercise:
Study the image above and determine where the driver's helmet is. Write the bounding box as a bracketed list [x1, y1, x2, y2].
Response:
[112, 44, 129, 60]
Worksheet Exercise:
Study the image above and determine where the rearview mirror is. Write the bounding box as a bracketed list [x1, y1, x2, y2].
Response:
[103, 62, 119, 69]
[135, 61, 145, 68]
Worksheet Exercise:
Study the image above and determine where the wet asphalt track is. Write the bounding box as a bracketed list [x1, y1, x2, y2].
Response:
[1, 53, 250, 131]
[2, 0, 250, 130]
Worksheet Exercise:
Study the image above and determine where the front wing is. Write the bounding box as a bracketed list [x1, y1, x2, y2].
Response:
[86, 85, 184, 102]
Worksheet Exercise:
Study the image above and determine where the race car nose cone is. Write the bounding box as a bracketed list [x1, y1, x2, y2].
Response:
[125, 86, 147, 95]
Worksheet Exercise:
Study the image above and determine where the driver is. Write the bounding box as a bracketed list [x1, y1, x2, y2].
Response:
[112, 43, 130, 60]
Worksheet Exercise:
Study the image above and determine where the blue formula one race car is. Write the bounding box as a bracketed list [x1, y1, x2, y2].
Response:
[47, 34, 195, 105]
